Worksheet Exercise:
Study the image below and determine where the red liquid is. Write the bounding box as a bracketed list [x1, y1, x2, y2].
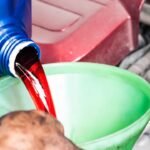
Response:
[15, 47, 56, 117]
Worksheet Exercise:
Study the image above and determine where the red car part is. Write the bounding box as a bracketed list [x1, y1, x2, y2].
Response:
[32, 0, 144, 65]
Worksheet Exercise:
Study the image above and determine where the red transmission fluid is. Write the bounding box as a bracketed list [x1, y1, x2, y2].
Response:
[15, 47, 56, 117]
[32, 0, 144, 65]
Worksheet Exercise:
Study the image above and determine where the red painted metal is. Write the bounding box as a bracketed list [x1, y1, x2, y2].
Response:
[32, 0, 144, 65]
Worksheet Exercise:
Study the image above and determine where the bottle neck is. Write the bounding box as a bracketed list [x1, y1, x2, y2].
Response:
[0, 25, 40, 77]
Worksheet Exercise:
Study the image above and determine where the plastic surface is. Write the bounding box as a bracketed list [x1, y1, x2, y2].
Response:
[0, 0, 31, 39]
[0, 0, 40, 76]
[0, 63, 150, 149]
[32, 0, 144, 65]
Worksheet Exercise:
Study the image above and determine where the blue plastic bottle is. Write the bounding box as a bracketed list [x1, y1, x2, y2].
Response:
[0, 0, 40, 77]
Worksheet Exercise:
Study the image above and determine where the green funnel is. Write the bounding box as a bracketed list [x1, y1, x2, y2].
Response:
[0, 63, 150, 150]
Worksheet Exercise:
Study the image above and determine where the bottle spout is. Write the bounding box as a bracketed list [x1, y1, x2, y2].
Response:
[0, 25, 40, 77]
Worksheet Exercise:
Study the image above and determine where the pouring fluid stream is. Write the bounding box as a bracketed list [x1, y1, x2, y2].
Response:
[15, 47, 56, 117]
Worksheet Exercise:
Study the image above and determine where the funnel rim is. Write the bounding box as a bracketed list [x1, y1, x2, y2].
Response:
[1, 62, 150, 90]
[43, 62, 150, 88]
